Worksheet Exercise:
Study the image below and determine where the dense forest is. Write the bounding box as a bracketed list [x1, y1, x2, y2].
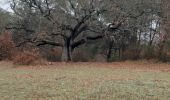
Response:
[0, 0, 170, 64]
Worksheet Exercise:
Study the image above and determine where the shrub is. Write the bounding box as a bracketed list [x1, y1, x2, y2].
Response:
[157, 41, 170, 62]
[13, 49, 41, 65]
[142, 46, 156, 59]
[123, 47, 141, 60]
[0, 33, 15, 60]
[93, 54, 107, 62]
[44, 47, 62, 62]
[72, 49, 91, 62]
[158, 52, 170, 62]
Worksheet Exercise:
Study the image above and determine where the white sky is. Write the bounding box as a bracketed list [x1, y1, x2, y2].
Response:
[0, 0, 13, 12]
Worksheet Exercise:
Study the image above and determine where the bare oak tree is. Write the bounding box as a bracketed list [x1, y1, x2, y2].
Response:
[9, 0, 116, 61]
[7, 0, 163, 62]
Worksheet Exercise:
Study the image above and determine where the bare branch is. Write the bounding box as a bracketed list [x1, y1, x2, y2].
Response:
[5, 23, 35, 33]
[72, 35, 104, 49]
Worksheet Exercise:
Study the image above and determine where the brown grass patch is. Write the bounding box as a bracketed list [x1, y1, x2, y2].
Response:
[1, 61, 170, 72]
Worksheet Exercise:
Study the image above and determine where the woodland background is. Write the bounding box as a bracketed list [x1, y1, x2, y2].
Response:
[0, 0, 170, 64]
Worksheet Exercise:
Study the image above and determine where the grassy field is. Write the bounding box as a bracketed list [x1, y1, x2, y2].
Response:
[0, 61, 170, 100]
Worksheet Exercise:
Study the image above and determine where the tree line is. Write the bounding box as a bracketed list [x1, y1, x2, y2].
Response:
[0, 0, 170, 63]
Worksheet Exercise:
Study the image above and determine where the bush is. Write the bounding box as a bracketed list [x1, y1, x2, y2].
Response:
[0, 33, 15, 60]
[123, 47, 141, 60]
[157, 41, 170, 62]
[72, 49, 91, 62]
[93, 54, 107, 62]
[142, 46, 156, 59]
[158, 52, 170, 62]
[44, 47, 62, 62]
[13, 49, 41, 65]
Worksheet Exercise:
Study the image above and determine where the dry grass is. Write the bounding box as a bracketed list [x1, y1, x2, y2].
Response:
[0, 61, 170, 100]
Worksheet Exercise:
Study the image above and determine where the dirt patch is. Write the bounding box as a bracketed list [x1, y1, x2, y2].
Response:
[1, 61, 170, 72]
[15, 74, 34, 79]
[61, 61, 170, 72]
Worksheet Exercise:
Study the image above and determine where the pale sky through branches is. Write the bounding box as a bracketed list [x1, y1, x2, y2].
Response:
[0, 0, 13, 12]
[0, 0, 158, 31]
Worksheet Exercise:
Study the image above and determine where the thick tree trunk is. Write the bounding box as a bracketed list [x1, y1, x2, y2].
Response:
[61, 40, 72, 62]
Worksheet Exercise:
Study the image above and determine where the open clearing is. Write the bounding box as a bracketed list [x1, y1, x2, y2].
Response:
[0, 61, 170, 100]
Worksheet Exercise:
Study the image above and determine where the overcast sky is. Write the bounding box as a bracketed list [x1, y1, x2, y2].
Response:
[0, 0, 13, 12]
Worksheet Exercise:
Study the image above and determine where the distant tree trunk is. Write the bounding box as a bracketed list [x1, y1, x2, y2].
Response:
[107, 41, 113, 62]
[61, 39, 72, 62]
